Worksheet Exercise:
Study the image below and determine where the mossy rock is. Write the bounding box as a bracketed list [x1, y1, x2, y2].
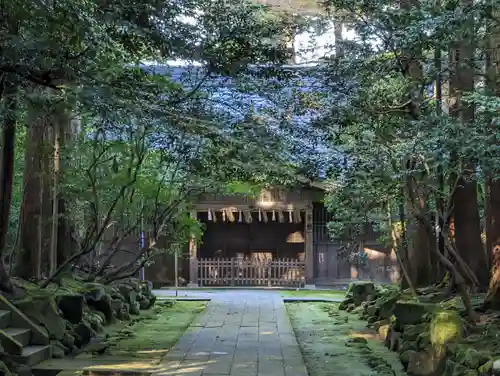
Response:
[139, 296, 151, 310]
[365, 354, 393, 374]
[417, 332, 431, 351]
[88, 308, 106, 324]
[82, 283, 106, 294]
[384, 326, 402, 352]
[366, 304, 379, 317]
[339, 297, 354, 310]
[114, 279, 141, 293]
[393, 301, 435, 330]
[351, 305, 364, 314]
[15, 297, 66, 340]
[117, 284, 137, 304]
[400, 340, 418, 353]
[419, 291, 449, 304]
[129, 301, 140, 315]
[403, 323, 429, 342]
[454, 346, 490, 370]
[51, 340, 66, 358]
[140, 280, 153, 296]
[148, 295, 157, 308]
[443, 359, 478, 376]
[407, 350, 446, 376]
[62, 332, 76, 353]
[430, 309, 463, 352]
[128, 279, 142, 291]
[117, 306, 131, 321]
[56, 294, 84, 324]
[345, 336, 368, 348]
[345, 281, 376, 306]
[74, 321, 94, 347]
[400, 349, 416, 369]
[84, 287, 113, 323]
[111, 299, 124, 315]
[108, 286, 123, 299]
[477, 358, 495, 375]
[377, 295, 399, 319]
[85, 311, 105, 333]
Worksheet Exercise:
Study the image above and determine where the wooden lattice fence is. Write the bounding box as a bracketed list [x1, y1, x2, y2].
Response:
[197, 257, 305, 287]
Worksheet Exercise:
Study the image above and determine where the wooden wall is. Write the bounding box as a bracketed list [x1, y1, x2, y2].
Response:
[311, 202, 399, 285]
[313, 242, 399, 285]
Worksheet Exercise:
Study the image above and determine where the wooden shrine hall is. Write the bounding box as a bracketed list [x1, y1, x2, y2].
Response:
[189, 187, 317, 287]
[145, 184, 399, 287]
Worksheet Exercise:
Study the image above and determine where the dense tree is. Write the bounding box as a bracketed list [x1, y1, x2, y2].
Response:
[5, 0, 500, 318]
[0, 0, 298, 290]
[270, 0, 500, 318]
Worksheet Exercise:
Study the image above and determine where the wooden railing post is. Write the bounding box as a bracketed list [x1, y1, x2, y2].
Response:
[231, 258, 235, 286]
[304, 204, 314, 286]
[188, 210, 199, 287]
[267, 261, 271, 287]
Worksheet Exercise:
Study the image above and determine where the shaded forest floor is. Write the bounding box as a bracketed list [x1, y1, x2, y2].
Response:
[34, 300, 206, 373]
[286, 302, 406, 376]
[280, 289, 346, 299]
[97, 301, 206, 359]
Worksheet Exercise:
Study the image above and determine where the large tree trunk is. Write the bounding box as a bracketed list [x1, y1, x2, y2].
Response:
[484, 3, 500, 304]
[57, 197, 79, 266]
[56, 110, 80, 266]
[485, 178, 499, 260]
[14, 89, 77, 279]
[398, 0, 439, 287]
[0, 78, 17, 292]
[13, 99, 51, 279]
[405, 183, 435, 287]
[448, 2, 490, 287]
[453, 174, 487, 285]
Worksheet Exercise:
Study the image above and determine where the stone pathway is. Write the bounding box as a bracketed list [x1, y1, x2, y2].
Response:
[153, 291, 308, 376]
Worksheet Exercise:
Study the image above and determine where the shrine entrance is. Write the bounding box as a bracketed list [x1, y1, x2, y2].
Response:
[195, 209, 306, 286]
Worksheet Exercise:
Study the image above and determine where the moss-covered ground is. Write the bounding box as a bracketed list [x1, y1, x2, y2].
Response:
[280, 289, 346, 299]
[104, 301, 206, 359]
[34, 301, 206, 373]
[286, 302, 407, 376]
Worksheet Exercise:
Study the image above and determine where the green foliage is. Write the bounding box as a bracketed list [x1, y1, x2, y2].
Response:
[0, 0, 308, 280]
[293, 0, 500, 260]
[103, 301, 206, 359]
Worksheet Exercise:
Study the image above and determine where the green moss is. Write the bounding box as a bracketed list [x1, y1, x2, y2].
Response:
[453, 345, 490, 369]
[478, 359, 494, 374]
[430, 310, 463, 352]
[286, 302, 406, 376]
[12, 276, 91, 301]
[280, 290, 346, 299]
[104, 301, 206, 359]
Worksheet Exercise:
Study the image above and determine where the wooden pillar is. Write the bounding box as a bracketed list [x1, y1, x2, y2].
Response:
[304, 204, 314, 285]
[188, 210, 199, 287]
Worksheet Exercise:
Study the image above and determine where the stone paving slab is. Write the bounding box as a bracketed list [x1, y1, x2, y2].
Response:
[152, 291, 309, 376]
